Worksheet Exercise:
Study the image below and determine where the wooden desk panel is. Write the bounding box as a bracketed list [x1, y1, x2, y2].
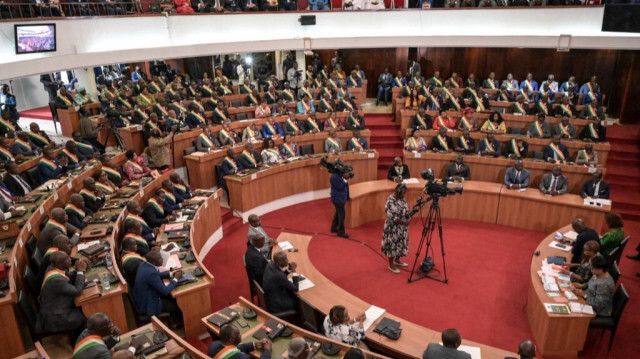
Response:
[226, 152, 378, 212]
[14, 342, 49, 359]
[497, 188, 609, 234]
[404, 151, 604, 195]
[56, 103, 100, 137]
[119, 125, 146, 155]
[345, 179, 501, 228]
[526, 225, 595, 358]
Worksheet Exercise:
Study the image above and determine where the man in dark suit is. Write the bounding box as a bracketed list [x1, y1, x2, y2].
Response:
[38, 147, 70, 182]
[208, 324, 272, 358]
[330, 171, 350, 238]
[444, 155, 470, 181]
[423, 328, 471, 359]
[37, 207, 80, 257]
[65, 194, 93, 229]
[170, 172, 192, 199]
[570, 218, 600, 265]
[478, 133, 501, 157]
[54, 87, 74, 110]
[3, 162, 32, 197]
[262, 252, 300, 314]
[142, 191, 176, 228]
[411, 107, 432, 131]
[39, 251, 87, 338]
[580, 171, 610, 199]
[504, 160, 530, 190]
[504, 137, 528, 159]
[539, 165, 568, 196]
[9, 132, 38, 157]
[241, 0, 259, 11]
[120, 236, 145, 285]
[133, 250, 183, 326]
[191, 0, 212, 12]
[430, 127, 454, 152]
[543, 135, 570, 163]
[73, 312, 144, 359]
[455, 129, 475, 154]
[376, 67, 393, 106]
[40, 73, 62, 103]
[245, 234, 269, 286]
[387, 157, 410, 182]
[126, 200, 157, 242]
[36, 234, 71, 288]
[100, 154, 128, 187]
[80, 177, 105, 213]
[238, 142, 263, 169]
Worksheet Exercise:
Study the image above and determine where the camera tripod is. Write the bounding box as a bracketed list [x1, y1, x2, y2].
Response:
[408, 195, 449, 284]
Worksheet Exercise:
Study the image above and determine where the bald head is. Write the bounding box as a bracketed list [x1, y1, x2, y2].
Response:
[572, 218, 585, 232]
[121, 237, 138, 252]
[87, 312, 114, 337]
[146, 250, 163, 266]
[126, 200, 141, 214]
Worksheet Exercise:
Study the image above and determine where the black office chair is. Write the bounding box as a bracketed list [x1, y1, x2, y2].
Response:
[25, 167, 42, 189]
[30, 250, 43, 277]
[23, 265, 41, 301]
[253, 280, 297, 321]
[236, 113, 248, 121]
[26, 234, 37, 258]
[508, 127, 523, 135]
[606, 247, 619, 270]
[589, 284, 629, 350]
[300, 144, 314, 156]
[39, 215, 49, 232]
[230, 100, 242, 108]
[124, 293, 171, 327]
[184, 146, 196, 156]
[18, 289, 42, 339]
[242, 255, 257, 303]
[609, 261, 620, 285]
[531, 150, 544, 160]
[299, 298, 322, 334]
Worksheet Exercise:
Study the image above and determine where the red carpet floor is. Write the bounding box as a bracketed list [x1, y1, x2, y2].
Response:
[19, 106, 53, 120]
[202, 199, 640, 358]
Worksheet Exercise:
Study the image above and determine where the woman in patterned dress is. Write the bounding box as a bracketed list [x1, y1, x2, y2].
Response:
[323, 305, 366, 347]
[382, 183, 411, 274]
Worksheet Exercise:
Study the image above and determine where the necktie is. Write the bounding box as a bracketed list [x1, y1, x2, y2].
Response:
[16, 175, 32, 193]
[550, 177, 557, 191]
[516, 171, 520, 182]
[456, 165, 460, 172]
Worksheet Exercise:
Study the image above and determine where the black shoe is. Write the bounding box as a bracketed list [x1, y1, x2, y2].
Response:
[626, 254, 640, 261]
[376, 100, 379, 106]
[330, 228, 338, 233]
[337, 232, 349, 238]
[637, 272, 640, 278]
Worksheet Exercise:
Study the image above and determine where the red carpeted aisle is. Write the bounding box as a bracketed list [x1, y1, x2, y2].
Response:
[203, 199, 640, 358]
[19, 106, 54, 120]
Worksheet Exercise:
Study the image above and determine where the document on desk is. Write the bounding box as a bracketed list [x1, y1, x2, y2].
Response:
[77, 240, 100, 251]
[161, 243, 179, 254]
[159, 253, 181, 272]
[402, 178, 420, 184]
[563, 230, 578, 241]
[363, 305, 386, 331]
[278, 241, 294, 251]
[164, 223, 184, 231]
[549, 241, 572, 252]
[457, 345, 481, 359]
[296, 276, 315, 292]
[569, 302, 594, 315]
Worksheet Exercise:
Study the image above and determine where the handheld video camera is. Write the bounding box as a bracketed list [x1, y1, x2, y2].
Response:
[320, 156, 354, 179]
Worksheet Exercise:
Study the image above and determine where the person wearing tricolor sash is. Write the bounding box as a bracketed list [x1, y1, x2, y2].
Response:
[238, 142, 263, 169]
[579, 75, 602, 105]
[152, 97, 170, 119]
[54, 87, 74, 110]
[2, 162, 32, 197]
[245, 88, 262, 107]
[528, 114, 551, 138]
[430, 127, 454, 152]
[580, 116, 607, 142]
[536, 83, 556, 105]
[136, 87, 157, 108]
[533, 95, 552, 117]
[282, 115, 304, 136]
[100, 154, 128, 187]
[0, 110, 17, 138]
[73, 313, 144, 359]
[170, 172, 193, 200]
[519, 73, 539, 92]
[509, 95, 529, 116]
[219, 121, 241, 146]
[317, 92, 335, 113]
[347, 130, 368, 151]
[37, 208, 81, 256]
[553, 96, 577, 118]
[62, 140, 88, 168]
[71, 132, 99, 159]
[39, 251, 88, 338]
[126, 201, 157, 242]
[544, 135, 570, 163]
[73, 87, 93, 106]
[553, 115, 577, 139]
[279, 134, 300, 160]
[400, 81, 414, 98]
[426, 87, 444, 111]
[478, 133, 502, 157]
[482, 72, 499, 90]
[260, 138, 283, 164]
[501, 73, 519, 92]
[261, 117, 285, 139]
[296, 93, 316, 115]
[575, 143, 599, 167]
[196, 127, 221, 152]
[0, 137, 20, 163]
[242, 122, 264, 143]
[204, 93, 220, 112]
[323, 116, 345, 132]
[504, 160, 531, 190]
[431, 110, 456, 130]
[454, 129, 476, 154]
[123, 150, 150, 181]
[540, 165, 568, 196]
[94, 171, 120, 197]
[35, 235, 72, 288]
[505, 136, 529, 159]
[324, 128, 343, 154]
[142, 191, 176, 229]
[65, 194, 93, 229]
[496, 85, 514, 103]
[185, 102, 208, 129]
[132, 105, 151, 125]
[238, 78, 253, 94]
[160, 179, 187, 212]
[428, 71, 444, 88]
[81, 177, 106, 213]
[29, 122, 52, 149]
[164, 82, 184, 103]
[405, 129, 428, 152]
[579, 101, 605, 121]
[208, 323, 272, 359]
[38, 147, 70, 182]
[456, 111, 478, 132]
[212, 101, 231, 125]
[392, 70, 407, 90]
[163, 110, 189, 133]
[411, 108, 432, 131]
[281, 82, 296, 103]
[255, 98, 271, 118]
[220, 149, 244, 191]
[480, 112, 506, 134]
[442, 87, 463, 112]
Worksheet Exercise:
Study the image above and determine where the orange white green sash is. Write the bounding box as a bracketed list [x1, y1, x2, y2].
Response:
[412, 77, 422, 86]
[14, 138, 32, 152]
[118, 97, 132, 109]
[46, 219, 67, 234]
[459, 137, 470, 150]
[65, 203, 85, 218]
[57, 94, 72, 106]
[514, 103, 526, 114]
[532, 121, 543, 136]
[147, 121, 162, 134]
[283, 89, 295, 101]
[44, 247, 58, 258]
[155, 104, 169, 117]
[285, 119, 299, 132]
[190, 111, 206, 125]
[587, 91, 597, 101]
[75, 140, 93, 152]
[240, 84, 251, 94]
[42, 268, 69, 289]
[247, 94, 258, 105]
[401, 85, 411, 96]
[437, 117, 448, 129]
[485, 79, 496, 89]
[172, 103, 187, 113]
[173, 183, 187, 194]
[340, 99, 353, 111]
[414, 114, 427, 128]
[427, 94, 439, 110]
[167, 89, 177, 98]
[549, 143, 565, 160]
[321, 99, 333, 111]
[219, 129, 235, 145]
[436, 135, 449, 151]
[103, 166, 121, 180]
[486, 121, 497, 132]
[326, 118, 338, 129]
[39, 158, 58, 171]
[220, 85, 232, 95]
[96, 181, 114, 194]
[122, 252, 144, 265]
[537, 102, 548, 115]
[0, 118, 15, 131]
[406, 137, 419, 150]
[482, 139, 495, 152]
[443, 88, 460, 110]
[349, 137, 363, 150]
[148, 198, 164, 215]
[62, 149, 79, 164]
[347, 77, 358, 87]
[138, 94, 152, 106]
[266, 92, 276, 103]
[80, 189, 97, 201]
[300, 101, 311, 113]
[126, 213, 148, 228]
[305, 70, 313, 79]
[348, 115, 360, 128]
[241, 151, 257, 167]
[214, 109, 227, 121]
[265, 123, 277, 136]
[329, 79, 339, 89]
[319, 70, 327, 79]
[525, 80, 534, 91]
[201, 85, 214, 96]
[264, 148, 280, 160]
[282, 143, 296, 157]
[199, 134, 214, 148]
[301, 87, 312, 99]
[224, 156, 238, 172]
[135, 109, 149, 121]
[558, 124, 570, 137]
[103, 88, 116, 99]
[73, 335, 105, 357]
[161, 188, 176, 204]
[326, 137, 340, 151]
[587, 106, 597, 118]
[579, 149, 592, 162]
[587, 82, 595, 94]
[127, 160, 143, 173]
[450, 78, 460, 88]
[150, 82, 161, 93]
[306, 118, 319, 131]
[476, 102, 485, 112]
[560, 104, 572, 116]
[213, 345, 242, 359]
[243, 127, 256, 139]
[29, 131, 49, 145]
[393, 77, 403, 87]
[207, 98, 218, 109]
[431, 77, 443, 87]
[509, 139, 521, 157]
[587, 124, 599, 139]
[519, 89, 530, 102]
[0, 147, 13, 160]
[460, 116, 472, 130]
[499, 91, 510, 101]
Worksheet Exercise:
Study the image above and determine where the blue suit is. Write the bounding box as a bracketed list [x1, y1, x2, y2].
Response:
[133, 261, 177, 316]
[377, 72, 393, 103]
[261, 122, 284, 138]
[37, 159, 67, 182]
[330, 173, 349, 234]
[309, 0, 330, 10]
[519, 80, 539, 92]
[208, 342, 270, 359]
[504, 167, 530, 189]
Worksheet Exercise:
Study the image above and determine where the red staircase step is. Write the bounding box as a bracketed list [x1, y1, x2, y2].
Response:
[610, 142, 639, 153]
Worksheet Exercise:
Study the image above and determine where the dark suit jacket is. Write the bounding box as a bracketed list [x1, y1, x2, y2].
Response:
[238, 150, 262, 169]
[571, 227, 600, 264]
[504, 167, 530, 189]
[580, 179, 610, 199]
[262, 262, 299, 313]
[539, 173, 569, 194]
[37, 222, 79, 256]
[430, 135, 454, 151]
[121, 250, 145, 285]
[142, 202, 171, 228]
[39, 266, 85, 332]
[65, 206, 92, 229]
[3, 174, 32, 197]
[444, 163, 470, 180]
[133, 261, 177, 316]
[81, 191, 104, 213]
[543, 143, 570, 162]
[387, 164, 410, 181]
[330, 173, 349, 204]
[245, 247, 268, 286]
[208, 341, 270, 359]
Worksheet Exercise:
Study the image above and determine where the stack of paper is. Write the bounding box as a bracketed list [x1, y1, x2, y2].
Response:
[544, 303, 570, 314]
[457, 345, 481, 359]
[363, 305, 386, 331]
[297, 277, 315, 292]
[278, 241, 294, 251]
[402, 178, 420, 184]
[563, 230, 578, 241]
[77, 240, 100, 251]
[569, 302, 594, 315]
[549, 241, 572, 252]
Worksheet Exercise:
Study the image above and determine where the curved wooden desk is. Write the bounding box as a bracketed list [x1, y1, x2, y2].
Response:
[526, 225, 596, 358]
[404, 151, 604, 195]
[346, 179, 609, 234]
[226, 151, 378, 214]
[276, 232, 517, 359]
[202, 297, 389, 359]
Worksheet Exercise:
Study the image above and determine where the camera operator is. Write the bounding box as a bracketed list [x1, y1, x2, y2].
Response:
[79, 107, 106, 154]
[287, 62, 301, 94]
[330, 168, 351, 238]
[148, 128, 176, 172]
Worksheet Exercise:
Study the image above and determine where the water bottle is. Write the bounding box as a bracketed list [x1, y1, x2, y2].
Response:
[105, 253, 112, 268]
[101, 272, 111, 292]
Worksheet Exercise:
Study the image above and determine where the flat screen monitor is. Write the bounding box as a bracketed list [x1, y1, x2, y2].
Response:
[14, 23, 56, 55]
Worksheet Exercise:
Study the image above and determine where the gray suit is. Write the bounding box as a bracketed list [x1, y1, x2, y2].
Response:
[423, 343, 471, 359]
[539, 173, 568, 194]
[553, 123, 577, 139]
[37, 222, 80, 257]
[504, 167, 530, 189]
[196, 134, 220, 152]
[39, 266, 85, 333]
[247, 225, 272, 256]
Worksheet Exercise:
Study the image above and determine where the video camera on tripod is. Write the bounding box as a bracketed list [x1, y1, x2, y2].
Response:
[420, 168, 463, 198]
[320, 156, 355, 179]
